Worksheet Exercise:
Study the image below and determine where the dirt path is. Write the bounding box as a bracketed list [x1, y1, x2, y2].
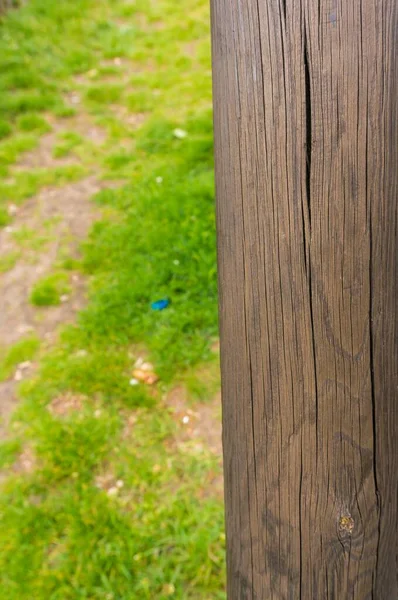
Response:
[0, 116, 110, 435]
[0, 176, 100, 346]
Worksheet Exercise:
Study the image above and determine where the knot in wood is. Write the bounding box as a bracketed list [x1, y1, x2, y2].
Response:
[338, 514, 355, 536]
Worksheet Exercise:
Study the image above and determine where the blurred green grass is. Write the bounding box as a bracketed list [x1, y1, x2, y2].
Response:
[0, 0, 224, 598]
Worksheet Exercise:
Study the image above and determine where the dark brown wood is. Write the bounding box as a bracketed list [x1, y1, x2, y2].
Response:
[211, 0, 398, 597]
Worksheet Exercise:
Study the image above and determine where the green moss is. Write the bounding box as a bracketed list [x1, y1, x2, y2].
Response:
[0, 207, 11, 227]
[0, 120, 12, 140]
[0, 251, 20, 273]
[0, 439, 22, 470]
[52, 105, 77, 118]
[30, 273, 71, 307]
[52, 131, 84, 158]
[0, 164, 87, 207]
[16, 113, 51, 134]
[0, 133, 38, 168]
[125, 89, 155, 113]
[85, 83, 124, 105]
[0, 91, 56, 118]
[11, 226, 51, 252]
[0, 335, 41, 381]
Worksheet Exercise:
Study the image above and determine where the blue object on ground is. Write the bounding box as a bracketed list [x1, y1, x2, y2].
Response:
[151, 298, 170, 311]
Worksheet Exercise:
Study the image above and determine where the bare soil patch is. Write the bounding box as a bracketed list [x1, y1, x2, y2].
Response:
[48, 392, 86, 418]
[0, 174, 108, 436]
[0, 176, 103, 347]
[166, 385, 222, 457]
[16, 113, 106, 170]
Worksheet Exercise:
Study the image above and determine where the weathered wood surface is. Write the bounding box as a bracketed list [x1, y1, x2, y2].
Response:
[211, 0, 398, 597]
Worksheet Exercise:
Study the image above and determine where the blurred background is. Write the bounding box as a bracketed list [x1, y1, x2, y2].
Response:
[0, 0, 224, 598]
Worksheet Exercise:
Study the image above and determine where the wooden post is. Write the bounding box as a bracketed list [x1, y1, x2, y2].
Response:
[211, 1, 398, 597]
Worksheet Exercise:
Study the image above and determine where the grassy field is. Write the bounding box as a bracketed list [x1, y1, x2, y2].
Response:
[0, 1, 224, 598]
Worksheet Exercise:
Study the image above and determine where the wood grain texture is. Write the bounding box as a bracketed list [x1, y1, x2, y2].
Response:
[211, 0, 398, 597]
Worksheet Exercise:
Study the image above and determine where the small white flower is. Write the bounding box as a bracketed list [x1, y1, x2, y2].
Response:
[94, 409, 102, 418]
[116, 480, 124, 488]
[70, 93, 80, 105]
[182, 415, 190, 425]
[107, 486, 118, 496]
[163, 583, 176, 595]
[129, 378, 139, 386]
[14, 370, 23, 382]
[19, 361, 31, 370]
[155, 176, 163, 184]
[173, 128, 187, 139]
[134, 357, 144, 368]
[140, 361, 153, 372]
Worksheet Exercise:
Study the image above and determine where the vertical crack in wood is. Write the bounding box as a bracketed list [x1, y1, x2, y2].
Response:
[280, 0, 286, 21]
[303, 26, 312, 231]
[303, 20, 318, 458]
[368, 125, 382, 589]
